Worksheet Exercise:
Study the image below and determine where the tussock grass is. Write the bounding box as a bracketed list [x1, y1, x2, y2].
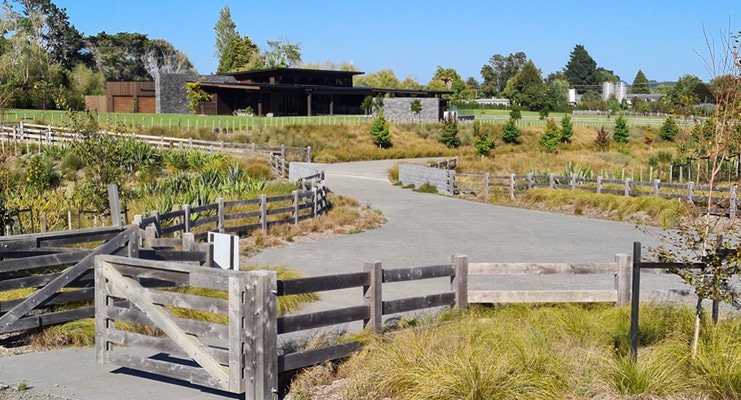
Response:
[517, 188, 688, 227]
[305, 303, 738, 400]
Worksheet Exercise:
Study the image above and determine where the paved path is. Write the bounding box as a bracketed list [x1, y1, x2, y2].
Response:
[0, 159, 685, 400]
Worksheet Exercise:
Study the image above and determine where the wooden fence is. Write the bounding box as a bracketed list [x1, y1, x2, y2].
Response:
[135, 186, 328, 242]
[0, 122, 311, 177]
[451, 171, 740, 216]
[0, 227, 213, 335]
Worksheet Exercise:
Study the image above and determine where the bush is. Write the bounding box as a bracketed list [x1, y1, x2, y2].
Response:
[560, 114, 573, 143]
[613, 116, 629, 143]
[473, 120, 495, 157]
[502, 118, 521, 144]
[369, 113, 391, 148]
[438, 116, 460, 148]
[660, 116, 679, 141]
[595, 126, 611, 151]
[539, 119, 560, 153]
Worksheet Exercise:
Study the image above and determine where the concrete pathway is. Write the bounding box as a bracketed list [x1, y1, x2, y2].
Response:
[0, 159, 686, 400]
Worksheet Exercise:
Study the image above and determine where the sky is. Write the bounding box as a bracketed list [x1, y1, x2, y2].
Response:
[51, 0, 740, 84]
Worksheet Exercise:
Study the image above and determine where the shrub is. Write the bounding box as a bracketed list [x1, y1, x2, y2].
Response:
[613, 116, 629, 143]
[594, 126, 611, 151]
[473, 120, 495, 157]
[560, 114, 573, 143]
[539, 119, 560, 153]
[660, 116, 679, 141]
[502, 118, 521, 144]
[438, 115, 460, 148]
[369, 112, 391, 148]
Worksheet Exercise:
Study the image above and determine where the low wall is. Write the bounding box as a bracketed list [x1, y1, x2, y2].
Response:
[399, 164, 452, 195]
[289, 162, 322, 182]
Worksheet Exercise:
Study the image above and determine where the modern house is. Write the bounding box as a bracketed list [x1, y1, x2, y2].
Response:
[157, 68, 451, 121]
[87, 68, 452, 122]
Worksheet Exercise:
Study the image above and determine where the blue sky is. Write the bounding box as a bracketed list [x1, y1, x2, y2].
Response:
[53, 0, 739, 84]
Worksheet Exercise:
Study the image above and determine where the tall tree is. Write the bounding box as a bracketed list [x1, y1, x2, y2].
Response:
[84, 32, 150, 81]
[668, 74, 704, 112]
[142, 39, 194, 79]
[213, 5, 238, 63]
[15, 0, 85, 69]
[262, 37, 301, 68]
[354, 69, 401, 89]
[563, 44, 598, 93]
[480, 52, 527, 97]
[503, 60, 546, 111]
[217, 35, 259, 73]
[630, 70, 651, 94]
[428, 66, 470, 100]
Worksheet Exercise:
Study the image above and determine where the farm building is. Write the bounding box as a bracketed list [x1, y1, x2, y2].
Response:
[89, 68, 451, 122]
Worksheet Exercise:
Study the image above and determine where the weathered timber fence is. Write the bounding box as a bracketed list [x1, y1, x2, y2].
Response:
[135, 185, 328, 241]
[0, 122, 311, 177]
[94, 254, 469, 399]
[628, 241, 710, 360]
[398, 163, 740, 216]
[0, 227, 212, 335]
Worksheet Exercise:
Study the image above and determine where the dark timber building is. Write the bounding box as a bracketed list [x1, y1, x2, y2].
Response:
[155, 68, 451, 121]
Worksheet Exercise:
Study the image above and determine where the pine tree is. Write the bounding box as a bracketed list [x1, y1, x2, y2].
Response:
[560, 114, 574, 143]
[369, 111, 391, 148]
[502, 118, 521, 144]
[539, 119, 560, 153]
[439, 115, 461, 148]
[613, 116, 630, 143]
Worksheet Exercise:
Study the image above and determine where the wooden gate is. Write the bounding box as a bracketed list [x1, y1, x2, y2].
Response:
[95, 255, 277, 398]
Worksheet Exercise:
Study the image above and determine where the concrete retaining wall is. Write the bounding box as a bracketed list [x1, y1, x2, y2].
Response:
[289, 162, 323, 183]
[398, 164, 452, 195]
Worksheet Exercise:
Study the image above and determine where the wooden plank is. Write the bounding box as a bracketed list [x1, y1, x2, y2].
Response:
[107, 352, 229, 392]
[278, 272, 369, 295]
[1, 306, 95, 331]
[643, 289, 696, 302]
[105, 283, 229, 315]
[101, 262, 230, 387]
[105, 329, 230, 365]
[468, 290, 618, 303]
[223, 210, 261, 220]
[468, 262, 618, 275]
[279, 341, 363, 373]
[278, 306, 369, 334]
[138, 249, 209, 263]
[382, 292, 455, 315]
[223, 198, 261, 208]
[0, 230, 131, 333]
[227, 274, 246, 394]
[244, 271, 278, 400]
[0, 250, 88, 273]
[382, 264, 455, 283]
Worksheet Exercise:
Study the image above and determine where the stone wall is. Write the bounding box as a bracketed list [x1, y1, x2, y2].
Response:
[382, 98, 441, 123]
[398, 163, 452, 195]
[157, 74, 237, 114]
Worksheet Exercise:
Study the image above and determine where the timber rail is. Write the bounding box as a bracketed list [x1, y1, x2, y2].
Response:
[0, 122, 311, 177]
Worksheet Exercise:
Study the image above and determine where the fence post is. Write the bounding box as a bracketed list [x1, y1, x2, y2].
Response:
[451, 255, 468, 310]
[183, 204, 191, 233]
[630, 242, 642, 361]
[596, 175, 602, 194]
[509, 174, 515, 200]
[306, 145, 312, 163]
[217, 198, 225, 233]
[615, 253, 632, 307]
[260, 194, 268, 232]
[448, 170, 456, 195]
[364, 260, 383, 335]
[312, 188, 319, 217]
[624, 178, 631, 197]
[549, 173, 555, 189]
[145, 225, 157, 248]
[107, 184, 123, 228]
[244, 270, 278, 400]
[653, 179, 660, 196]
[687, 181, 694, 204]
[292, 190, 300, 224]
[484, 173, 489, 201]
[527, 173, 533, 190]
[40, 212, 47, 233]
[731, 185, 738, 219]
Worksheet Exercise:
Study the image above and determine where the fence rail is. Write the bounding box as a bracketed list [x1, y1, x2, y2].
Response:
[0, 122, 311, 177]
[449, 171, 739, 217]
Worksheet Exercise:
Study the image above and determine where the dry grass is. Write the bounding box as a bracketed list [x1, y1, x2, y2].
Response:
[240, 193, 386, 256]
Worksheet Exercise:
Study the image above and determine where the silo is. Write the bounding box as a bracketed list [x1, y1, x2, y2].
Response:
[602, 81, 614, 101]
[617, 81, 628, 103]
